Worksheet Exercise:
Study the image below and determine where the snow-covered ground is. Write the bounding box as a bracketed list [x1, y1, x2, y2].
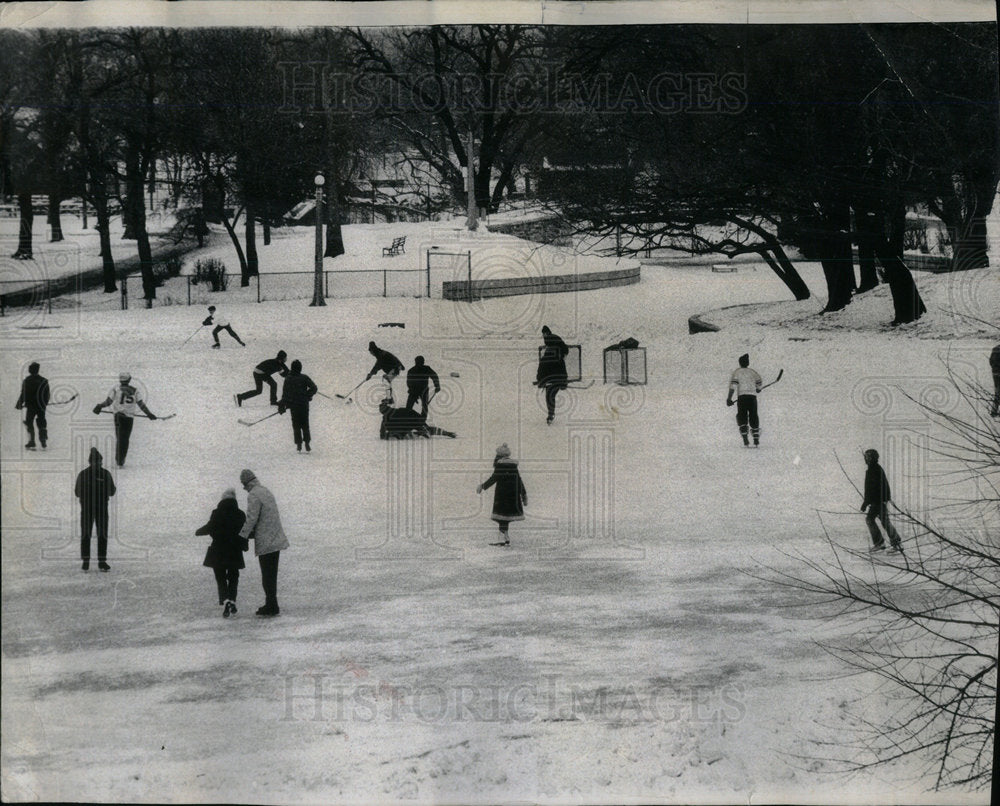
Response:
[1, 242, 995, 803]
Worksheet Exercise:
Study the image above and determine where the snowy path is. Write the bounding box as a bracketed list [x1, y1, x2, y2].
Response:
[2, 262, 992, 803]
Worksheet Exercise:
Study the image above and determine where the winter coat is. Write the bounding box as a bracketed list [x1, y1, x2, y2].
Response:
[481, 459, 527, 522]
[75, 457, 116, 513]
[255, 358, 289, 377]
[196, 496, 247, 570]
[863, 463, 892, 508]
[369, 347, 405, 377]
[16, 374, 50, 411]
[536, 333, 569, 388]
[380, 405, 426, 439]
[406, 364, 441, 394]
[239, 480, 289, 556]
[281, 372, 317, 408]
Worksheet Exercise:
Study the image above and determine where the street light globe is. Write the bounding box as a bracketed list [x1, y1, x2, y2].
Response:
[315, 174, 326, 187]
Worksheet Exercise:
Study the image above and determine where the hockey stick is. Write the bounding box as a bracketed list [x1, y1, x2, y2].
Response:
[335, 378, 368, 403]
[314, 391, 338, 402]
[97, 410, 175, 420]
[566, 379, 596, 389]
[49, 393, 78, 406]
[760, 369, 784, 391]
[182, 323, 206, 345]
[238, 411, 280, 427]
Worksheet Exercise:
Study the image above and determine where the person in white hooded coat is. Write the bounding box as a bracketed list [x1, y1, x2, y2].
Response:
[238, 469, 289, 616]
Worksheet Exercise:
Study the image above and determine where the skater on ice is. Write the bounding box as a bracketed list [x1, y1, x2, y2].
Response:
[278, 359, 318, 452]
[75, 447, 116, 571]
[365, 341, 405, 403]
[378, 398, 456, 439]
[476, 443, 527, 546]
[93, 372, 159, 467]
[238, 469, 289, 617]
[15, 361, 50, 450]
[861, 449, 903, 554]
[536, 325, 569, 425]
[405, 355, 441, 415]
[204, 306, 246, 349]
[236, 350, 289, 407]
[990, 343, 1000, 417]
[726, 353, 762, 447]
[195, 488, 247, 618]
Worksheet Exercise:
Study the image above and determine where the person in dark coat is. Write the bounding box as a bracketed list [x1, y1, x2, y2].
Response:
[15, 361, 50, 450]
[378, 399, 456, 439]
[195, 488, 247, 617]
[405, 356, 441, 415]
[861, 448, 903, 553]
[476, 443, 527, 546]
[236, 351, 288, 407]
[365, 342, 405, 403]
[278, 360, 318, 452]
[75, 447, 116, 571]
[536, 326, 569, 424]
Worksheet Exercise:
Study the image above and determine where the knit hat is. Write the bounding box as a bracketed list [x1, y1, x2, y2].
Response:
[291, 359, 302, 373]
[28, 361, 39, 374]
[208, 306, 216, 312]
[495, 443, 511, 459]
[541, 326, 551, 335]
[738, 353, 750, 367]
[88, 447, 102, 465]
[119, 371, 131, 383]
[369, 341, 378, 352]
[864, 449, 879, 462]
[239, 469, 256, 485]
[221, 488, 237, 500]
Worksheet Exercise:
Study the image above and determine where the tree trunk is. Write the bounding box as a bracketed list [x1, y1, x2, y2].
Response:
[815, 203, 854, 313]
[855, 207, 880, 293]
[125, 148, 155, 305]
[244, 203, 258, 285]
[48, 194, 64, 242]
[875, 245, 926, 324]
[324, 180, 345, 259]
[217, 199, 248, 282]
[262, 201, 271, 246]
[12, 193, 34, 259]
[93, 190, 117, 292]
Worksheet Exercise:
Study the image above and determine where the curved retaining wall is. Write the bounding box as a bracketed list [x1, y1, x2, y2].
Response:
[442, 265, 640, 301]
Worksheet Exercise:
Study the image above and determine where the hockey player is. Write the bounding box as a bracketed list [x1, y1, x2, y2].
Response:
[861, 449, 903, 553]
[93, 372, 159, 467]
[378, 399, 456, 439]
[536, 325, 569, 425]
[75, 447, 116, 571]
[726, 353, 763, 447]
[278, 359, 318, 452]
[204, 306, 245, 349]
[15, 361, 50, 450]
[365, 341, 405, 403]
[476, 443, 527, 546]
[405, 356, 441, 415]
[236, 351, 289, 407]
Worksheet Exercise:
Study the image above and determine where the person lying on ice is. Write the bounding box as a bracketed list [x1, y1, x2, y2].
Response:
[378, 399, 456, 439]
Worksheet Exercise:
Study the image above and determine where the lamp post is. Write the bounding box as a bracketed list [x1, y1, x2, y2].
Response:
[311, 173, 326, 307]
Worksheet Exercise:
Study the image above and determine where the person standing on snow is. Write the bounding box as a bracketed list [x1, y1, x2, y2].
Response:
[278, 360, 318, 453]
[236, 350, 289, 407]
[204, 305, 246, 349]
[195, 488, 247, 618]
[93, 372, 159, 467]
[405, 356, 441, 415]
[75, 447, 116, 571]
[476, 443, 527, 546]
[238, 469, 289, 617]
[536, 325, 569, 425]
[726, 353, 763, 447]
[15, 361, 50, 450]
[861, 448, 903, 554]
[365, 341, 405, 403]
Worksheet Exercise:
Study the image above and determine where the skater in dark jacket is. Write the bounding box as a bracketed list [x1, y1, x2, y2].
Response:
[15, 361, 50, 450]
[476, 443, 527, 546]
[195, 488, 247, 617]
[379, 399, 456, 439]
[236, 351, 288, 407]
[405, 356, 441, 415]
[75, 447, 116, 571]
[279, 360, 318, 452]
[536, 326, 569, 424]
[365, 342, 405, 403]
[861, 448, 903, 553]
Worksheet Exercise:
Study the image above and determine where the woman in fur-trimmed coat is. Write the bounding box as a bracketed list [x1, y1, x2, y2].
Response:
[476, 443, 527, 546]
[195, 488, 247, 617]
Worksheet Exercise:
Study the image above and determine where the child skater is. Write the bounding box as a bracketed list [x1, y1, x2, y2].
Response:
[476, 443, 527, 546]
[195, 488, 248, 617]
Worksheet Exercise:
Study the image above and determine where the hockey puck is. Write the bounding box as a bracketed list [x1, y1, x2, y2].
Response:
[450, 372, 460, 377]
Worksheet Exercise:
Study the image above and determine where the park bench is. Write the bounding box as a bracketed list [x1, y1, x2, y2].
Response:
[382, 236, 406, 257]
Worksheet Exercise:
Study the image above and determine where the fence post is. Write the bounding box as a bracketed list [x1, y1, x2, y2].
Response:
[325, 271, 329, 299]
[467, 252, 472, 303]
[383, 269, 387, 298]
[187, 276, 191, 306]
